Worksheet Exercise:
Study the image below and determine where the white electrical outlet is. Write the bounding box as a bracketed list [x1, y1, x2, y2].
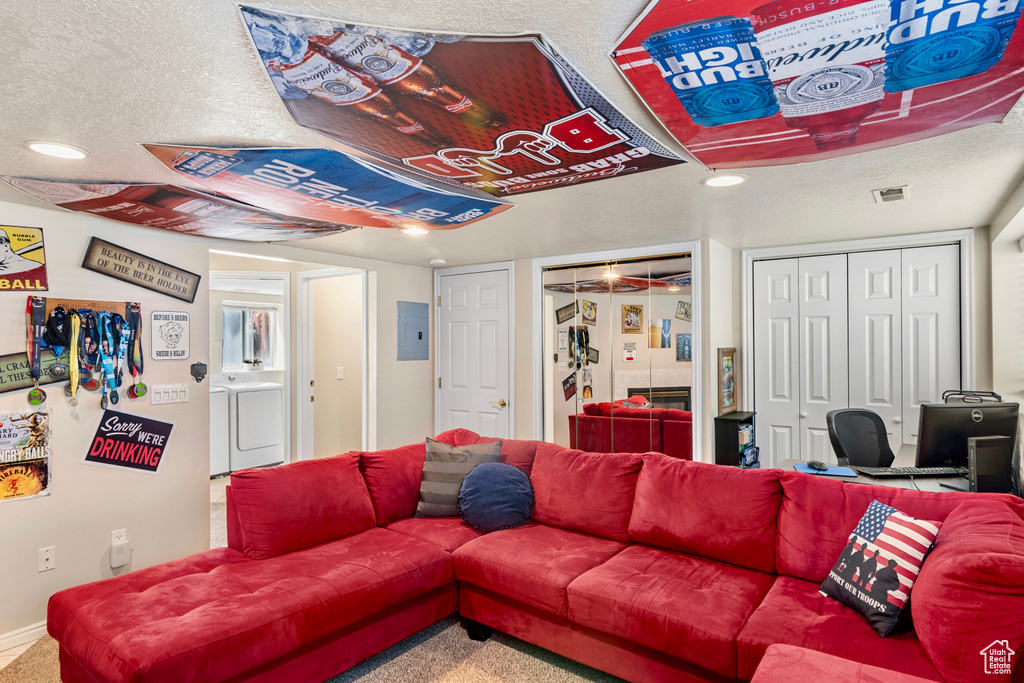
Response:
[336, 367, 344, 380]
[38, 546, 55, 572]
[112, 529, 127, 545]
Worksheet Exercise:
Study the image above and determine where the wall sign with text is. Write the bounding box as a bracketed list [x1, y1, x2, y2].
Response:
[82, 238, 201, 303]
[0, 410, 51, 503]
[151, 311, 190, 360]
[0, 225, 47, 292]
[83, 409, 174, 475]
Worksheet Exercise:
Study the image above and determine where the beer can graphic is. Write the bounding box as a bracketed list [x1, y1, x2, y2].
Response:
[641, 17, 779, 127]
[885, 0, 1023, 92]
[752, 0, 889, 150]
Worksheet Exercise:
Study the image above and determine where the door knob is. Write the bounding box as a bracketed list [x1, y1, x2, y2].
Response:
[893, 417, 902, 424]
[490, 399, 507, 408]
[799, 412, 807, 418]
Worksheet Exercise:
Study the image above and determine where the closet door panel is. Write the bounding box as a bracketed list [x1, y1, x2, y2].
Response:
[799, 255, 848, 463]
[848, 250, 903, 454]
[753, 259, 800, 465]
[902, 245, 960, 444]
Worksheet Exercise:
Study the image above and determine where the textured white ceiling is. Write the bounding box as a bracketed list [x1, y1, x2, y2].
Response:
[1, 0, 1022, 266]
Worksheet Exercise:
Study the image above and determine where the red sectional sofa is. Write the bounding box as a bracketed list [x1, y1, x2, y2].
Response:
[569, 400, 693, 460]
[48, 430, 1024, 683]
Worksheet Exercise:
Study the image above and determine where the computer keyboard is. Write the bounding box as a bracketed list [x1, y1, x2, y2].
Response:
[852, 466, 964, 478]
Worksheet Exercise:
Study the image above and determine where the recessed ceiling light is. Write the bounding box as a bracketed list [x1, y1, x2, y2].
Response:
[401, 227, 429, 235]
[25, 141, 89, 159]
[702, 174, 746, 187]
[668, 286, 680, 291]
[602, 271, 617, 278]
[429, 258, 447, 266]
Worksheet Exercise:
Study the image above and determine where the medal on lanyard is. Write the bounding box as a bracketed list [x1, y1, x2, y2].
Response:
[126, 304, 146, 399]
[43, 306, 70, 380]
[78, 311, 100, 391]
[65, 310, 81, 406]
[99, 312, 118, 407]
[26, 298, 47, 406]
[114, 315, 131, 395]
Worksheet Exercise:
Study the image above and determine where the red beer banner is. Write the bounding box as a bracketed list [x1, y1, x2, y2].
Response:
[611, 0, 1024, 167]
[239, 7, 685, 196]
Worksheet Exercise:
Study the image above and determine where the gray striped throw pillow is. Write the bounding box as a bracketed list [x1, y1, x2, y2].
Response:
[416, 437, 502, 517]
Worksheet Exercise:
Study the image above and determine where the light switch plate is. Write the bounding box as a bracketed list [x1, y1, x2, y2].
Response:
[150, 383, 189, 405]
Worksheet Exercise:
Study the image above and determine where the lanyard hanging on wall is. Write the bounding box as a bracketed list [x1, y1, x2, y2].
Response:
[25, 297, 46, 406]
[42, 306, 70, 380]
[126, 304, 146, 398]
[66, 310, 81, 406]
[98, 312, 119, 408]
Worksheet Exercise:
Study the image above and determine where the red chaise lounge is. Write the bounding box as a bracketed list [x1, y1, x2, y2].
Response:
[48, 429, 1024, 682]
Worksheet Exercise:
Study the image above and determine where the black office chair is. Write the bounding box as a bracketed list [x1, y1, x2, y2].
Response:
[825, 409, 896, 468]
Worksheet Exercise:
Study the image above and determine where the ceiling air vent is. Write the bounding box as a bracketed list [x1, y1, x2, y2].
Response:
[872, 186, 910, 204]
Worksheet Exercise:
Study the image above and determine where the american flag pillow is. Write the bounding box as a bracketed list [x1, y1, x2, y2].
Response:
[819, 500, 942, 637]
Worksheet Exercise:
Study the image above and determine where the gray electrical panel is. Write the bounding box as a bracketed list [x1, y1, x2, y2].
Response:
[397, 301, 429, 361]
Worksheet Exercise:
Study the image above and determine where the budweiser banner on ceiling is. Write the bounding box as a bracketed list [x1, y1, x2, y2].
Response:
[1, 178, 356, 241]
[238, 6, 685, 196]
[144, 146, 511, 230]
[611, 0, 1024, 167]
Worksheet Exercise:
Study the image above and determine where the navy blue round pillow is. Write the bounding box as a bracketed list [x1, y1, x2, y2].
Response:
[458, 462, 534, 533]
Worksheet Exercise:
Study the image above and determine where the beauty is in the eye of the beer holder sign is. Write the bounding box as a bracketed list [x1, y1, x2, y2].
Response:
[0, 297, 140, 396]
[82, 237, 201, 303]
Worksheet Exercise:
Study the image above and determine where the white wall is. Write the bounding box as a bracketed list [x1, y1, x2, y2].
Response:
[701, 239, 739, 462]
[312, 274, 363, 457]
[0, 200, 211, 643]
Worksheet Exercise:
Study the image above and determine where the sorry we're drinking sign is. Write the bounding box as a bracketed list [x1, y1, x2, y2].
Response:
[83, 409, 174, 475]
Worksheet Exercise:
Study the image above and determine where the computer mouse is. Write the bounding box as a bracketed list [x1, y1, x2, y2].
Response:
[807, 460, 829, 471]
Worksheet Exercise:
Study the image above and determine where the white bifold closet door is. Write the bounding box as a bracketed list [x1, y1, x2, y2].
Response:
[900, 245, 961, 444]
[752, 255, 847, 464]
[848, 250, 903, 455]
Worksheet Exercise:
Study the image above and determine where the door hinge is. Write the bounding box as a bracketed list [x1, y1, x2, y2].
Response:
[310, 395, 315, 403]
[438, 377, 442, 389]
[310, 380, 314, 387]
[437, 295, 441, 306]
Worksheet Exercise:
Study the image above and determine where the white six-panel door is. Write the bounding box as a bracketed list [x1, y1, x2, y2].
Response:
[438, 269, 511, 438]
[902, 245, 960, 444]
[798, 255, 848, 462]
[848, 250, 903, 454]
[753, 259, 800, 463]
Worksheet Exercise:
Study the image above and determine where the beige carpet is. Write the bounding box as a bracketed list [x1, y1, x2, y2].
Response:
[2, 619, 620, 683]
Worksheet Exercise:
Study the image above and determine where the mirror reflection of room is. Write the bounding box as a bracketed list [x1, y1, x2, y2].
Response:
[542, 255, 693, 458]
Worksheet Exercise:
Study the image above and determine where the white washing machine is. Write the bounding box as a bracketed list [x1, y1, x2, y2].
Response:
[210, 386, 230, 478]
[216, 380, 285, 471]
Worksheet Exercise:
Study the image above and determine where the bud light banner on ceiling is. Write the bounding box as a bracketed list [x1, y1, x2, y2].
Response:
[611, 0, 1024, 167]
[238, 6, 685, 196]
[143, 146, 511, 230]
[0, 178, 356, 242]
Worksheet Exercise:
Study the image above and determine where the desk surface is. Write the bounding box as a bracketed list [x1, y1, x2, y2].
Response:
[776, 458, 967, 492]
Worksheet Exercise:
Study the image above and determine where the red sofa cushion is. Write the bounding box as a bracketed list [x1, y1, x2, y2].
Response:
[385, 516, 482, 553]
[359, 442, 426, 526]
[582, 403, 601, 416]
[531, 447, 643, 542]
[47, 529, 453, 683]
[567, 544, 776, 679]
[751, 644, 939, 683]
[435, 429, 541, 476]
[452, 522, 625, 617]
[231, 454, 375, 559]
[911, 500, 1024, 683]
[775, 471, 1023, 583]
[629, 454, 783, 573]
[568, 414, 662, 455]
[735, 575, 941, 680]
[664, 409, 692, 422]
[660, 418, 693, 460]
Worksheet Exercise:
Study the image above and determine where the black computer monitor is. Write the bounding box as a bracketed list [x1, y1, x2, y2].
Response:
[916, 402, 1019, 467]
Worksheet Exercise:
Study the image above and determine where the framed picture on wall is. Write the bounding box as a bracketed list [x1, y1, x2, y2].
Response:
[718, 347, 739, 415]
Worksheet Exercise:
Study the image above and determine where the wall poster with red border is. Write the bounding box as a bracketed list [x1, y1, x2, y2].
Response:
[611, 0, 1024, 168]
[0, 226, 47, 292]
[238, 6, 685, 197]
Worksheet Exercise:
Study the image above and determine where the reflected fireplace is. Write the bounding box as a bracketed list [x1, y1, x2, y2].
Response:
[628, 386, 691, 412]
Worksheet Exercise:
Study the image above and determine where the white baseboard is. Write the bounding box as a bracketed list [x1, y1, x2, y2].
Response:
[0, 620, 47, 653]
